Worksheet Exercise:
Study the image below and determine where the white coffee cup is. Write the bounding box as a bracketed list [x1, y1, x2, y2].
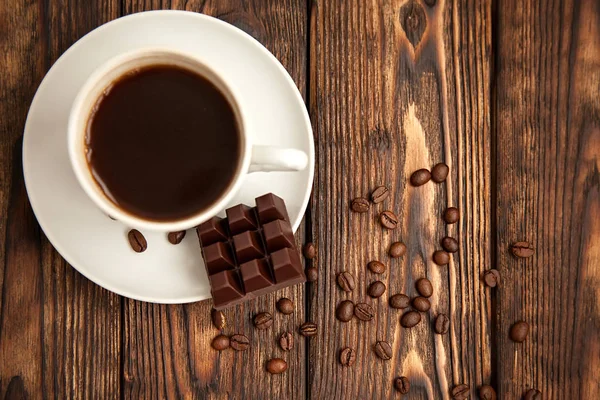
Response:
[68, 48, 308, 232]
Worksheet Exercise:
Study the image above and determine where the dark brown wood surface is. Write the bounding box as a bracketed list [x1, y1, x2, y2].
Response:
[0, 0, 598, 399]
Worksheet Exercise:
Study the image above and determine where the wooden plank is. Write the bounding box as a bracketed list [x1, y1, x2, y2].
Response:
[495, 0, 600, 398]
[120, 1, 308, 398]
[308, 0, 492, 398]
[0, 0, 122, 398]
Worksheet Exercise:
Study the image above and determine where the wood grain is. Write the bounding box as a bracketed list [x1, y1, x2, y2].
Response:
[120, 1, 309, 399]
[308, 0, 492, 398]
[495, 0, 600, 398]
[0, 0, 122, 398]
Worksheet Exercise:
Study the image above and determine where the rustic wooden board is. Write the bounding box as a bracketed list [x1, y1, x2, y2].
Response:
[308, 0, 492, 398]
[0, 0, 122, 398]
[495, 0, 600, 398]
[120, 1, 309, 399]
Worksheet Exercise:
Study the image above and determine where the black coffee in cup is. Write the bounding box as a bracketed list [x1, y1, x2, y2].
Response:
[85, 65, 241, 221]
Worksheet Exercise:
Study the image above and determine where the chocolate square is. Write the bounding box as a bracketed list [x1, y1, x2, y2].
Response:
[270, 248, 303, 283]
[226, 204, 257, 235]
[196, 217, 229, 245]
[262, 219, 295, 252]
[256, 193, 289, 223]
[203, 242, 236, 275]
[210, 270, 244, 306]
[239, 259, 273, 292]
[233, 231, 265, 264]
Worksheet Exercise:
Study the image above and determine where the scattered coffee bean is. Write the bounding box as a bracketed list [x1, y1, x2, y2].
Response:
[479, 385, 497, 400]
[373, 341, 392, 360]
[351, 197, 370, 213]
[511, 241, 535, 258]
[371, 185, 390, 203]
[167, 230, 186, 245]
[253, 312, 273, 330]
[303, 242, 316, 259]
[443, 207, 460, 224]
[415, 278, 433, 297]
[229, 334, 250, 351]
[380, 211, 399, 230]
[451, 384, 470, 399]
[412, 296, 431, 312]
[482, 269, 500, 287]
[434, 314, 450, 334]
[128, 229, 147, 253]
[510, 320, 529, 342]
[266, 358, 288, 374]
[336, 300, 355, 322]
[339, 347, 356, 366]
[441, 236, 459, 253]
[279, 332, 294, 351]
[389, 294, 410, 309]
[337, 271, 356, 292]
[368, 260, 386, 274]
[368, 281, 386, 298]
[277, 298, 294, 315]
[299, 322, 317, 337]
[431, 163, 449, 183]
[400, 310, 421, 328]
[394, 376, 410, 394]
[389, 241, 407, 258]
[354, 303, 375, 321]
[410, 169, 431, 186]
[433, 250, 450, 265]
[211, 308, 226, 330]
[306, 267, 318, 282]
[524, 389, 542, 400]
[211, 334, 230, 351]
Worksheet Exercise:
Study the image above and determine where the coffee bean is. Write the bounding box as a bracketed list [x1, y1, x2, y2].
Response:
[128, 229, 147, 253]
[389, 294, 410, 309]
[412, 296, 431, 312]
[336, 300, 355, 322]
[211, 308, 226, 330]
[415, 278, 433, 297]
[371, 186, 389, 203]
[299, 322, 317, 336]
[451, 384, 470, 399]
[277, 298, 294, 315]
[306, 267, 318, 282]
[443, 207, 460, 224]
[479, 385, 497, 400]
[279, 332, 294, 351]
[368, 260, 386, 274]
[431, 163, 449, 183]
[211, 334, 230, 351]
[167, 230, 186, 244]
[368, 281, 386, 298]
[441, 236, 459, 253]
[351, 197, 370, 213]
[394, 376, 410, 394]
[434, 314, 450, 334]
[354, 303, 375, 321]
[339, 347, 356, 366]
[433, 250, 450, 265]
[511, 241, 535, 258]
[410, 169, 431, 186]
[524, 389, 542, 400]
[229, 334, 249, 351]
[510, 320, 529, 342]
[253, 312, 273, 330]
[266, 358, 288, 374]
[379, 211, 398, 230]
[303, 242, 316, 259]
[389, 241, 406, 258]
[373, 340, 392, 360]
[400, 310, 421, 328]
[337, 271, 355, 292]
[482, 269, 500, 287]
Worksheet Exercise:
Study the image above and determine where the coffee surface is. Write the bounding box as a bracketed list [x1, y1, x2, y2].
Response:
[86, 65, 240, 221]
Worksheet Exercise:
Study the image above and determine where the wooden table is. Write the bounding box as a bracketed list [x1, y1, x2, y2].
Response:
[1, 0, 599, 398]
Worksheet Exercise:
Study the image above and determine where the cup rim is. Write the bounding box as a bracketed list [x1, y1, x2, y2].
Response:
[67, 47, 251, 232]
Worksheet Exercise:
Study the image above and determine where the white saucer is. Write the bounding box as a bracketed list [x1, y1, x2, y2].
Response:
[22, 11, 314, 304]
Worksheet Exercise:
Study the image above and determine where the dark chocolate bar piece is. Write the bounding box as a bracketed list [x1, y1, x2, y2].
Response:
[197, 193, 305, 309]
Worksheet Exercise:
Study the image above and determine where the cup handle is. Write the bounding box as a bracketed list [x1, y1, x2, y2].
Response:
[249, 145, 309, 172]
